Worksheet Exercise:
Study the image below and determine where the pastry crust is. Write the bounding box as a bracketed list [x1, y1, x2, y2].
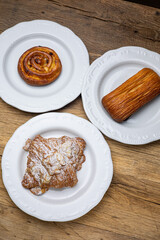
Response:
[18, 46, 62, 86]
[102, 68, 160, 122]
[22, 135, 86, 195]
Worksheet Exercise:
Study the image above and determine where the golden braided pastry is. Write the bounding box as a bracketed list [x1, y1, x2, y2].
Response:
[18, 46, 62, 86]
[102, 68, 160, 122]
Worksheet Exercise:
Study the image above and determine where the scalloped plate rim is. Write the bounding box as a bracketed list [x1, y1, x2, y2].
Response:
[2, 112, 113, 221]
[82, 46, 160, 145]
[0, 20, 89, 112]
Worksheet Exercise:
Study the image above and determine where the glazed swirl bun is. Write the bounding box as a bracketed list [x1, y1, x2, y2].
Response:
[18, 46, 62, 86]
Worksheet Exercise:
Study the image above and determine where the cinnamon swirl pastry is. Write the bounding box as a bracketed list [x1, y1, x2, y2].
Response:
[18, 46, 62, 86]
[22, 135, 86, 195]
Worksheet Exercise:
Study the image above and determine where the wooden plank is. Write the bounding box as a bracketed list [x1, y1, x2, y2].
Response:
[0, 174, 159, 240]
[0, 200, 142, 240]
[0, 0, 160, 62]
[0, 0, 160, 240]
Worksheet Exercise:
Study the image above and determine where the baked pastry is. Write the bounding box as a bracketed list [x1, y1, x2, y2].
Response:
[18, 46, 62, 86]
[102, 68, 160, 122]
[22, 135, 86, 195]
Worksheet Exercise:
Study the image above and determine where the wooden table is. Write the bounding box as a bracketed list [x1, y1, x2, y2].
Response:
[0, 1, 160, 239]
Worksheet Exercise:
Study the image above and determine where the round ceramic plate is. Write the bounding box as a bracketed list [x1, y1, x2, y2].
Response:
[0, 20, 89, 112]
[2, 113, 113, 221]
[82, 46, 160, 145]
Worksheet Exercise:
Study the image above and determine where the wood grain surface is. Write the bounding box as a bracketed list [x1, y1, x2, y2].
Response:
[0, 0, 160, 239]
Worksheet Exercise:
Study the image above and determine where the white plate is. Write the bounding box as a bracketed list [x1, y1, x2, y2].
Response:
[2, 113, 113, 221]
[82, 46, 160, 145]
[0, 20, 89, 112]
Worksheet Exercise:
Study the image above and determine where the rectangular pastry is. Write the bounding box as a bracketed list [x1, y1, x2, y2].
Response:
[102, 68, 160, 122]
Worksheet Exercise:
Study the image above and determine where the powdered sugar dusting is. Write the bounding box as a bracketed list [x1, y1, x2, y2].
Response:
[22, 135, 86, 195]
